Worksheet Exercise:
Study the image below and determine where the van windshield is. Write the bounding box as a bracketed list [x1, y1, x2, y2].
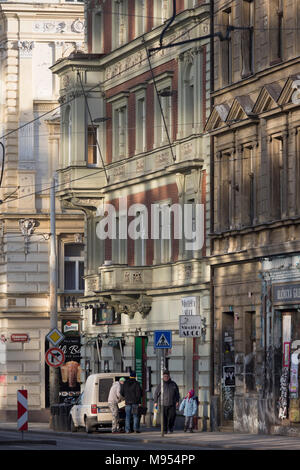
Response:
[99, 378, 114, 402]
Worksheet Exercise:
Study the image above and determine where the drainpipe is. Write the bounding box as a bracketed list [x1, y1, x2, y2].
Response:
[209, 0, 215, 431]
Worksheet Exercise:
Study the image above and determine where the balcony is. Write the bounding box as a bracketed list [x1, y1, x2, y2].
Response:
[84, 259, 208, 296]
[57, 166, 106, 213]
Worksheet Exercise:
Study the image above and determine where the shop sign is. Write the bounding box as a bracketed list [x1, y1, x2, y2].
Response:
[59, 335, 81, 402]
[62, 320, 79, 336]
[11, 334, 29, 343]
[223, 365, 235, 387]
[181, 296, 199, 316]
[273, 283, 300, 304]
[179, 315, 202, 337]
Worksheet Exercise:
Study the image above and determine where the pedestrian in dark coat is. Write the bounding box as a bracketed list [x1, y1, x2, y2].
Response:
[121, 371, 142, 433]
[153, 370, 180, 433]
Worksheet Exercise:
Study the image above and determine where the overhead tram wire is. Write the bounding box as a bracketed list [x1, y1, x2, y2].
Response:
[77, 71, 109, 184]
[0, 11, 290, 206]
[144, 39, 176, 163]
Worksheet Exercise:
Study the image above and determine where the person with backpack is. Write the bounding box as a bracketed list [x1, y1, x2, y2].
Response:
[121, 371, 142, 433]
[179, 389, 198, 432]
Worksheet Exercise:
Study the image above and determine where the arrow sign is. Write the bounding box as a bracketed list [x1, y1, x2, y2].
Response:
[17, 390, 28, 431]
[45, 347, 65, 368]
[154, 330, 172, 349]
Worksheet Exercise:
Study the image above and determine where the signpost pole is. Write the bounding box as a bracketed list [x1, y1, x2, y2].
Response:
[49, 174, 59, 406]
[160, 349, 164, 437]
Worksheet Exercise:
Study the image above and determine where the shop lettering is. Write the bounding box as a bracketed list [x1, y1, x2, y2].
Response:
[275, 285, 300, 301]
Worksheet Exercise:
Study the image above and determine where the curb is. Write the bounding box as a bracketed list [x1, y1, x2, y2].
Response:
[0, 439, 57, 446]
[0, 427, 264, 450]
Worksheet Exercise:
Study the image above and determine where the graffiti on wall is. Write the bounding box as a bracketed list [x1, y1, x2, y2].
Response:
[222, 386, 234, 421]
[278, 367, 290, 419]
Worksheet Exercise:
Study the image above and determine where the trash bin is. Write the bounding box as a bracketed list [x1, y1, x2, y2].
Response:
[61, 403, 73, 431]
[50, 404, 59, 431]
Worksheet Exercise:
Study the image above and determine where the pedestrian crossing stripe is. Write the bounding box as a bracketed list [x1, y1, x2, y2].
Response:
[156, 334, 170, 347]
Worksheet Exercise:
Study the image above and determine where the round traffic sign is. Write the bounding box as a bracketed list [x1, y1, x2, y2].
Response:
[45, 347, 65, 368]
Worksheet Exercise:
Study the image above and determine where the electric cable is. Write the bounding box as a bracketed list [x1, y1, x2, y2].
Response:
[77, 70, 109, 183]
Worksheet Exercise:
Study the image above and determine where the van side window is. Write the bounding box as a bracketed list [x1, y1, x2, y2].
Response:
[99, 378, 114, 402]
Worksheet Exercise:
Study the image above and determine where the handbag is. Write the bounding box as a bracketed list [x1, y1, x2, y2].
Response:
[118, 400, 126, 409]
[138, 406, 147, 417]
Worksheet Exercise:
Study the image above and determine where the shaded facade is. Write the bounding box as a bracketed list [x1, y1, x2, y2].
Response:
[206, 0, 300, 434]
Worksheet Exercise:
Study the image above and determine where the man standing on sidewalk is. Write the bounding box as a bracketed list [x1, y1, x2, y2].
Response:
[154, 370, 180, 433]
[108, 377, 126, 433]
[121, 372, 142, 433]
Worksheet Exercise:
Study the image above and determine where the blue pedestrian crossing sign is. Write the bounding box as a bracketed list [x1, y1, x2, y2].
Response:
[154, 330, 172, 349]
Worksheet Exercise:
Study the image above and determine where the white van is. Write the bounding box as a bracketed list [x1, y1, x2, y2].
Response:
[70, 372, 130, 433]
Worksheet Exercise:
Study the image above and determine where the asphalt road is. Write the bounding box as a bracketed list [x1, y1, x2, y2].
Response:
[0, 429, 215, 451]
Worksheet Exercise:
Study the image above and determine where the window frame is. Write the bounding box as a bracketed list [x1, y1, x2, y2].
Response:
[108, 93, 129, 162]
[153, 199, 172, 265]
[64, 243, 85, 293]
[150, 72, 174, 148]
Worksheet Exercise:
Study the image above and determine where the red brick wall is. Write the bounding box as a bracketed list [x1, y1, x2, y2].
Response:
[128, 0, 135, 41]
[106, 102, 112, 164]
[103, 0, 112, 54]
[104, 183, 179, 265]
[147, 0, 153, 31]
[146, 82, 154, 151]
[176, 0, 185, 13]
[105, 60, 178, 162]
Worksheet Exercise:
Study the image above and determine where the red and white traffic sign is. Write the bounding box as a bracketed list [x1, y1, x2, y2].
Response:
[17, 390, 28, 431]
[45, 347, 65, 368]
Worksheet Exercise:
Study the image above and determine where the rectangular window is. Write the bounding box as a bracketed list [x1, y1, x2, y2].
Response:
[270, 136, 283, 220]
[64, 243, 85, 291]
[112, 215, 128, 264]
[221, 8, 232, 86]
[270, 0, 283, 63]
[134, 211, 146, 266]
[241, 0, 254, 78]
[154, 203, 172, 264]
[220, 153, 230, 230]
[87, 126, 98, 165]
[92, 12, 104, 53]
[155, 87, 172, 147]
[113, 106, 128, 160]
[242, 146, 255, 226]
[136, 0, 146, 36]
[185, 198, 196, 259]
[136, 97, 146, 153]
[113, 0, 128, 48]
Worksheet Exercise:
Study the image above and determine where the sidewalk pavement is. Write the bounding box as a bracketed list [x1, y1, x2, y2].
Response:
[1, 422, 300, 449]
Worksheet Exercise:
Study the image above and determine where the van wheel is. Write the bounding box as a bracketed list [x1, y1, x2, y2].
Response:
[85, 417, 94, 434]
[70, 417, 78, 433]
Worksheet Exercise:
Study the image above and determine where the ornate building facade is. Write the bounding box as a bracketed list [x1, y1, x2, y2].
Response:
[0, 0, 84, 421]
[52, 0, 212, 428]
[206, 0, 300, 434]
